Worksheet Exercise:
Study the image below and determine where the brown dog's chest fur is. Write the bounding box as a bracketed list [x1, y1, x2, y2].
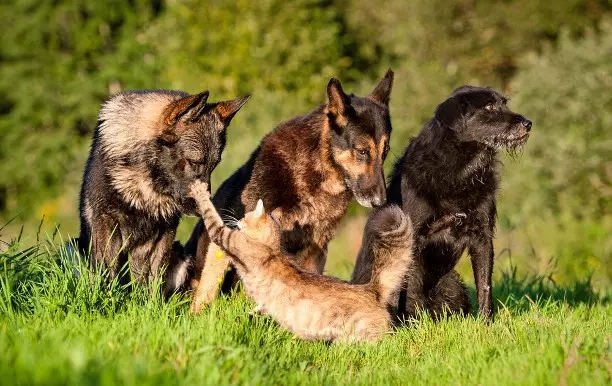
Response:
[214, 109, 353, 272]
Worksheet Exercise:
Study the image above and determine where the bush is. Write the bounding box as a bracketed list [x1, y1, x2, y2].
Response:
[499, 20, 612, 285]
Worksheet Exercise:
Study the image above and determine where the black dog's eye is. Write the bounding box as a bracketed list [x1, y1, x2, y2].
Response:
[484, 103, 496, 111]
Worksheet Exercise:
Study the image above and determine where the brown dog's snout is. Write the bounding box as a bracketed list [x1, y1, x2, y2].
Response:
[370, 179, 387, 208]
[371, 194, 386, 208]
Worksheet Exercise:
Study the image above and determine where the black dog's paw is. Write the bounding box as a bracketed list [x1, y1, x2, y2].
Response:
[452, 212, 467, 225]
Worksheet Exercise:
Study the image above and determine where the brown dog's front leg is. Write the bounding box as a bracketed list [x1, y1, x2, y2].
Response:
[293, 242, 327, 274]
[469, 237, 494, 322]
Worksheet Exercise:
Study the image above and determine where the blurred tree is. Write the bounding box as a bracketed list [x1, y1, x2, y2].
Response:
[500, 20, 612, 284]
[0, 0, 162, 215]
[143, 0, 362, 102]
[0, 0, 610, 287]
[339, 0, 611, 87]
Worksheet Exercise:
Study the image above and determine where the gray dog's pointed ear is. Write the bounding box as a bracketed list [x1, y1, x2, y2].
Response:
[160, 91, 210, 143]
[369, 68, 394, 106]
[215, 94, 251, 125]
[164, 91, 210, 126]
[435, 96, 465, 131]
[326, 78, 352, 132]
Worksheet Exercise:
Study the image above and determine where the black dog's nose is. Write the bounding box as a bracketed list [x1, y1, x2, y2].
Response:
[522, 118, 532, 131]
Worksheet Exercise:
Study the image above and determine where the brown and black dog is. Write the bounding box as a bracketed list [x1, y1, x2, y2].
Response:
[77, 89, 249, 296]
[186, 70, 394, 311]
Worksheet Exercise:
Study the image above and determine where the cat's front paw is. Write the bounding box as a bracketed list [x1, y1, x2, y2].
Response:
[189, 180, 210, 201]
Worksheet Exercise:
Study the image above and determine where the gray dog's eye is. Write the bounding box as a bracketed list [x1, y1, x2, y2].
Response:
[484, 103, 496, 111]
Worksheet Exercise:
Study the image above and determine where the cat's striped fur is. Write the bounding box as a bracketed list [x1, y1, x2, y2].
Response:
[190, 180, 413, 343]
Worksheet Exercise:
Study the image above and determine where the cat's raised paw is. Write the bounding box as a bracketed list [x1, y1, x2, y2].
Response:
[189, 180, 210, 200]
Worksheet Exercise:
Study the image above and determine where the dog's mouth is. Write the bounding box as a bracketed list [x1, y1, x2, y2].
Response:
[355, 195, 374, 208]
[343, 176, 386, 208]
[483, 131, 530, 151]
[352, 190, 386, 208]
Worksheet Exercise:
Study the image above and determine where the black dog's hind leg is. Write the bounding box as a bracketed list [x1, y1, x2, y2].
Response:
[427, 270, 471, 318]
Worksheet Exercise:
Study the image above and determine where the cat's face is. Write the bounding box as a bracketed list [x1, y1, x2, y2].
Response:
[238, 200, 282, 248]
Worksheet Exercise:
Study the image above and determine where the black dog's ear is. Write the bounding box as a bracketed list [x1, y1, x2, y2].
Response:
[435, 96, 466, 131]
[215, 94, 251, 126]
[369, 68, 394, 106]
[326, 78, 352, 132]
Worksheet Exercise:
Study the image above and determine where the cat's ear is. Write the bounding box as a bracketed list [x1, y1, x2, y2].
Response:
[270, 208, 283, 226]
[254, 199, 265, 219]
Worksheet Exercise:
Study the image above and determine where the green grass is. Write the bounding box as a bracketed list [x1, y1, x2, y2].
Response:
[0, 237, 610, 386]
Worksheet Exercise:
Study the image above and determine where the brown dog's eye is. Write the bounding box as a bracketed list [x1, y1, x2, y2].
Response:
[485, 103, 495, 111]
[356, 148, 368, 157]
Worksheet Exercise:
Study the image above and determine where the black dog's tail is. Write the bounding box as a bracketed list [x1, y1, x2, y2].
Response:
[351, 205, 413, 307]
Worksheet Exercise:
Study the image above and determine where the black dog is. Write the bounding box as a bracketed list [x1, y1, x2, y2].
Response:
[387, 86, 532, 321]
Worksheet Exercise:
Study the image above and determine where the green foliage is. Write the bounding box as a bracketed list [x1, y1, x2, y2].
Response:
[0, 0, 161, 215]
[0, 0, 610, 287]
[147, 0, 358, 100]
[341, 0, 611, 86]
[499, 21, 612, 284]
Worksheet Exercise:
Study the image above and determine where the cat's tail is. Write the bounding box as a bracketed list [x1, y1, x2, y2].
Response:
[351, 205, 413, 307]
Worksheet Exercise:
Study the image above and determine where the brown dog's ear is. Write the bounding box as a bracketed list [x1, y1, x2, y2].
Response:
[368, 68, 394, 106]
[326, 78, 352, 132]
[215, 94, 251, 126]
[435, 96, 465, 131]
[160, 91, 210, 143]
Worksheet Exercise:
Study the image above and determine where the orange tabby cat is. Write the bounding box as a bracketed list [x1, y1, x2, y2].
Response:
[189, 180, 413, 343]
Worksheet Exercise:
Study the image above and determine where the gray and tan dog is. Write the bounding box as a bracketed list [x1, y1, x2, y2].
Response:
[77, 89, 249, 295]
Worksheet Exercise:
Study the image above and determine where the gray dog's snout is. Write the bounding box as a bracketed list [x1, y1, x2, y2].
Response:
[521, 118, 532, 131]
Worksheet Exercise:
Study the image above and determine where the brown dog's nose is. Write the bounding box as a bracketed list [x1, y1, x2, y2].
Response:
[522, 118, 532, 131]
[371, 193, 386, 208]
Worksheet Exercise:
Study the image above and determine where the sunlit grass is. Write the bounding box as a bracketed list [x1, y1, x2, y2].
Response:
[0, 232, 609, 385]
